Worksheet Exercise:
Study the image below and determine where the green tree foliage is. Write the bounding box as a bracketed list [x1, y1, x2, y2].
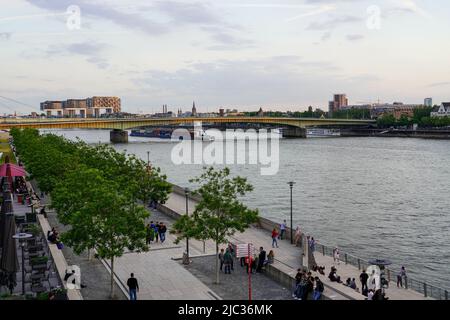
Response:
[173, 167, 258, 284]
[11, 128, 171, 298]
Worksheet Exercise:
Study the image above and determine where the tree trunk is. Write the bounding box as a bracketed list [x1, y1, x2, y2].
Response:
[110, 256, 115, 299]
[215, 241, 220, 284]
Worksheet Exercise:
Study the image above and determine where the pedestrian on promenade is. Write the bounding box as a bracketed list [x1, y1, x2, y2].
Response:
[309, 237, 316, 253]
[293, 269, 303, 298]
[126, 273, 139, 300]
[154, 221, 159, 243]
[294, 226, 302, 246]
[279, 220, 287, 240]
[313, 277, 324, 300]
[360, 270, 369, 294]
[227, 243, 234, 270]
[271, 228, 279, 248]
[397, 266, 407, 288]
[159, 222, 167, 243]
[145, 224, 151, 245]
[267, 250, 275, 264]
[223, 249, 232, 274]
[219, 248, 225, 272]
[256, 247, 266, 273]
[333, 247, 340, 264]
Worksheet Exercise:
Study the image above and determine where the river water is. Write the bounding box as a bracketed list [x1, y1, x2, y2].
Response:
[41, 129, 450, 290]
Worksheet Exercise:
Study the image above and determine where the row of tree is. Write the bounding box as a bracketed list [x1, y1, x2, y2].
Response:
[12, 128, 259, 293]
[11, 128, 172, 297]
[377, 107, 450, 128]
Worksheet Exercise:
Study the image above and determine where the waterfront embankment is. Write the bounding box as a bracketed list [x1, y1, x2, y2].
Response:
[342, 128, 450, 139]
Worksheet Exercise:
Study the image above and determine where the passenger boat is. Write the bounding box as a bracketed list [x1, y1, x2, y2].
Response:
[306, 128, 341, 138]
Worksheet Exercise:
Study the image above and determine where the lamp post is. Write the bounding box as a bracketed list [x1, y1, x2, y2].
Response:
[288, 181, 295, 244]
[184, 187, 190, 263]
[13, 232, 33, 295]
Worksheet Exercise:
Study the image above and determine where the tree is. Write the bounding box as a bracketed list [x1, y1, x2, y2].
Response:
[172, 167, 258, 284]
[51, 166, 149, 298]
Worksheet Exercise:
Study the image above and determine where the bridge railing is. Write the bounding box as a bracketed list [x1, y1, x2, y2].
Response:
[315, 243, 448, 300]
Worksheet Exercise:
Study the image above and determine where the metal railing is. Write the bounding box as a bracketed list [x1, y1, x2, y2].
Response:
[315, 243, 448, 300]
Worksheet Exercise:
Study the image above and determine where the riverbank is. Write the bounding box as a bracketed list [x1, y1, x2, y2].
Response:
[342, 128, 450, 139]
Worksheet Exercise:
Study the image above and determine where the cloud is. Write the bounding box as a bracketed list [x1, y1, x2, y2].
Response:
[26, 0, 169, 36]
[346, 34, 364, 41]
[45, 41, 110, 69]
[0, 32, 11, 40]
[306, 15, 363, 30]
[130, 56, 344, 107]
[427, 82, 450, 88]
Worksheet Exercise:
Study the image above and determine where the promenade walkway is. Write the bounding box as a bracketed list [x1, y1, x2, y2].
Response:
[162, 191, 434, 300]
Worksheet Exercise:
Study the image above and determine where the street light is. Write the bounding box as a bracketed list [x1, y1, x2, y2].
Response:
[12, 232, 33, 295]
[287, 181, 295, 244]
[184, 187, 190, 264]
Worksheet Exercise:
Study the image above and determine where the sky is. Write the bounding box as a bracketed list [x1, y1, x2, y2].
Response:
[0, 0, 450, 114]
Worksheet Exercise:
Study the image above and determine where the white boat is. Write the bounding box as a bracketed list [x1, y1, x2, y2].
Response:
[193, 129, 215, 141]
[306, 128, 341, 138]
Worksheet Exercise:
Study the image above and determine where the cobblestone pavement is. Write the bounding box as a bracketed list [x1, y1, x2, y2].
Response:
[183, 255, 292, 300]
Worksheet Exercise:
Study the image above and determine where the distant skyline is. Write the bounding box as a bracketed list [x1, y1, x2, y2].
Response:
[1, 0, 450, 114]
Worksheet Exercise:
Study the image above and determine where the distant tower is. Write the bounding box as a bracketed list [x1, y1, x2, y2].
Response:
[257, 107, 264, 117]
[192, 101, 197, 116]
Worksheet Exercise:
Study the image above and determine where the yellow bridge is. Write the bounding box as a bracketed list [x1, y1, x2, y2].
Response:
[0, 116, 374, 141]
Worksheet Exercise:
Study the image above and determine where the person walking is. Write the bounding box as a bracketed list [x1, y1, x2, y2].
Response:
[333, 247, 340, 264]
[159, 222, 167, 243]
[271, 228, 279, 248]
[218, 248, 225, 272]
[397, 266, 407, 288]
[153, 221, 159, 243]
[309, 237, 316, 253]
[313, 277, 324, 300]
[294, 226, 302, 246]
[126, 273, 139, 300]
[223, 249, 233, 274]
[360, 270, 369, 294]
[145, 224, 152, 245]
[279, 220, 287, 240]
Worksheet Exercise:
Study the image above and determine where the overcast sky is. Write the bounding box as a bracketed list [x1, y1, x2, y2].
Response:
[1, 0, 449, 114]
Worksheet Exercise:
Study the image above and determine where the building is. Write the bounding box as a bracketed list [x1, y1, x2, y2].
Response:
[40, 101, 63, 117]
[40, 96, 121, 118]
[424, 98, 433, 107]
[192, 101, 197, 116]
[257, 107, 264, 117]
[431, 103, 450, 117]
[328, 94, 348, 116]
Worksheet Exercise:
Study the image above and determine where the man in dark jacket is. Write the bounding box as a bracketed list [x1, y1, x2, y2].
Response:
[127, 273, 139, 300]
[256, 247, 266, 273]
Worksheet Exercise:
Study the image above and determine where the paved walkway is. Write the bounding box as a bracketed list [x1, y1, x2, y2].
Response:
[162, 191, 434, 300]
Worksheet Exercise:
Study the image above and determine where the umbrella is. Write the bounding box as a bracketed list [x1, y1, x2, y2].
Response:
[0, 213, 19, 273]
[0, 213, 19, 293]
[0, 163, 28, 177]
[0, 191, 13, 249]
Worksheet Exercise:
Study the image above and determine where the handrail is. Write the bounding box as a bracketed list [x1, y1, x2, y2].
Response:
[314, 243, 448, 300]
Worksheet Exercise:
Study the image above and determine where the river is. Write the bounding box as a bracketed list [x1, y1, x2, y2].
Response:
[41, 128, 450, 290]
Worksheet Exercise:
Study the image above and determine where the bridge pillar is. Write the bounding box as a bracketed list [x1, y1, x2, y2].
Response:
[282, 127, 306, 138]
[110, 129, 128, 143]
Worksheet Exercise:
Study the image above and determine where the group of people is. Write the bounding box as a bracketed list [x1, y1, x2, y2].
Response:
[145, 221, 167, 244]
[293, 269, 324, 300]
[47, 227, 63, 248]
[218, 245, 275, 275]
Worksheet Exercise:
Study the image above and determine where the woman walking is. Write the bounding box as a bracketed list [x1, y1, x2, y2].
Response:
[271, 228, 279, 248]
[333, 247, 340, 265]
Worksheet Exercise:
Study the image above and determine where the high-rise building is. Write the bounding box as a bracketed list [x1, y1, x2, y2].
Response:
[328, 94, 348, 116]
[424, 98, 433, 107]
[40, 96, 121, 118]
